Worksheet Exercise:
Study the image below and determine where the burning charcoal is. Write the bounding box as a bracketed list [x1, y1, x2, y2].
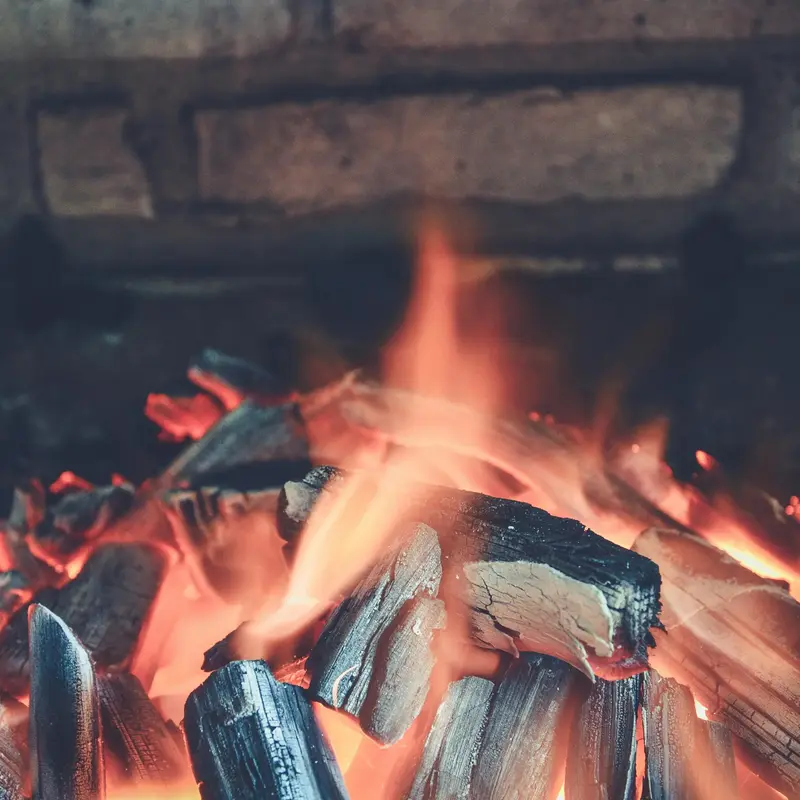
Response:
[0, 573, 29, 618]
[0, 694, 27, 800]
[704, 720, 740, 799]
[0, 544, 165, 695]
[32, 484, 135, 562]
[633, 529, 800, 798]
[162, 401, 310, 488]
[642, 670, 704, 800]
[281, 467, 662, 679]
[4, 482, 59, 589]
[308, 523, 445, 745]
[188, 349, 286, 408]
[184, 660, 348, 800]
[145, 392, 224, 442]
[98, 673, 188, 788]
[28, 605, 104, 800]
[409, 655, 577, 800]
[565, 675, 642, 800]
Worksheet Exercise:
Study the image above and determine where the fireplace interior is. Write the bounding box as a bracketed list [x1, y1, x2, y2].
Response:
[1, 1, 800, 799]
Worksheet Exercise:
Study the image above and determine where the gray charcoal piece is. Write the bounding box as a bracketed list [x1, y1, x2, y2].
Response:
[184, 660, 348, 800]
[29, 605, 104, 800]
[0, 544, 165, 695]
[308, 523, 445, 744]
[565, 675, 642, 800]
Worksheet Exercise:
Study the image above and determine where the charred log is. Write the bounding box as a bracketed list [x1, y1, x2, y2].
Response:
[184, 660, 348, 800]
[162, 401, 310, 488]
[307, 523, 445, 745]
[280, 467, 662, 679]
[188, 349, 286, 407]
[704, 720, 740, 799]
[32, 484, 134, 563]
[565, 675, 641, 800]
[409, 654, 577, 800]
[0, 694, 26, 800]
[28, 604, 104, 800]
[98, 673, 188, 789]
[0, 544, 165, 695]
[633, 528, 800, 798]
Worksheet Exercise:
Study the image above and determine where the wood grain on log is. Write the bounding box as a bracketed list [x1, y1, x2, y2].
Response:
[565, 675, 641, 800]
[0, 544, 165, 695]
[408, 654, 577, 800]
[162, 401, 309, 488]
[28, 605, 104, 800]
[633, 528, 800, 798]
[280, 467, 662, 679]
[184, 660, 348, 800]
[98, 673, 188, 789]
[704, 720, 740, 799]
[307, 523, 445, 744]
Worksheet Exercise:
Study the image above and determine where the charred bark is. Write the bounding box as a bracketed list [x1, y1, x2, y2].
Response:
[162, 401, 309, 488]
[28, 604, 104, 800]
[0, 544, 165, 695]
[98, 673, 188, 789]
[633, 528, 800, 798]
[184, 660, 348, 800]
[280, 467, 662, 679]
[307, 523, 445, 745]
[565, 675, 641, 800]
[408, 654, 577, 800]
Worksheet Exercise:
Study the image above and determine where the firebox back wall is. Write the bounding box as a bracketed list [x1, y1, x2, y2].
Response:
[0, 0, 799, 275]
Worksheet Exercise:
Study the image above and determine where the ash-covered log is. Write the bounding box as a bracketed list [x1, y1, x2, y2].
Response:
[0, 694, 26, 800]
[409, 654, 577, 800]
[642, 670, 703, 800]
[633, 528, 800, 798]
[184, 660, 348, 800]
[565, 674, 641, 800]
[98, 673, 188, 789]
[704, 720, 740, 799]
[307, 523, 445, 745]
[0, 544, 165, 695]
[162, 401, 310, 488]
[280, 467, 662, 679]
[162, 486, 285, 601]
[32, 484, 135, 563]
[29, 604, 104, 800]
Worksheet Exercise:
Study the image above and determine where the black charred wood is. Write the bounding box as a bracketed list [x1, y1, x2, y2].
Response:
[704, 720, 740, 799]
[634, 528, 800, 799]
[184, 660, 348, 800]
[307, 523, 445, 745]
[28, 604, 104, 800]
[0, 544, 165, 695]
[0, 694, 26, 800]
[163, 401, 309, 488]
[565, 675, 642, 800]
[188, 349, 287, 403]
[98, 673, 188, 789]
[280, 467, 662, 679]
[409, 654, 577, 800]
[33, 484, 135, 562]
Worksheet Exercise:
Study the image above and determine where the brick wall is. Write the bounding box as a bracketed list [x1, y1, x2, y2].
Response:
[0, 0, 799, 276]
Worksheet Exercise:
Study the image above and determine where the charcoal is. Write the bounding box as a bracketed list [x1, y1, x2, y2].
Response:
[704, 720, 740, 799]
[0, 573, 28, 618]
[188, 349, 285, 407]
[565, 675, 642, 800]
[4, 482, 59, 589]
[98, 673, 188, 788]
[29, 605, 104, 800]
[634, 528, 800, 798]
[0, 544, 165, 695]
[184, 660, 348, 800]
[162, 401, 309, 488]
[409, 655, 577, 800]
[307, 523, 445, 744]
[281, 467, 662, 679]
[162, 485, 285, 600]
[32, 484, 135, 561]
[0, 694, 26, 800]
[642, 670, 704, 800]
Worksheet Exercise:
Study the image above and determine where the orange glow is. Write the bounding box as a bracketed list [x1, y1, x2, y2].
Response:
[694, 700, 708, 720]
[107, 785, 199, 800]
[695, 450, 717, 472]
[50, 471, 93, 493]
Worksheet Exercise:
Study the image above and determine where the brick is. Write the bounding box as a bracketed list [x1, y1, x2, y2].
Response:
[333, 0, 800, 48]
[0, 0, 290, 59]
[196, 86, 742, 212]
[38, 108, 153, 218]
